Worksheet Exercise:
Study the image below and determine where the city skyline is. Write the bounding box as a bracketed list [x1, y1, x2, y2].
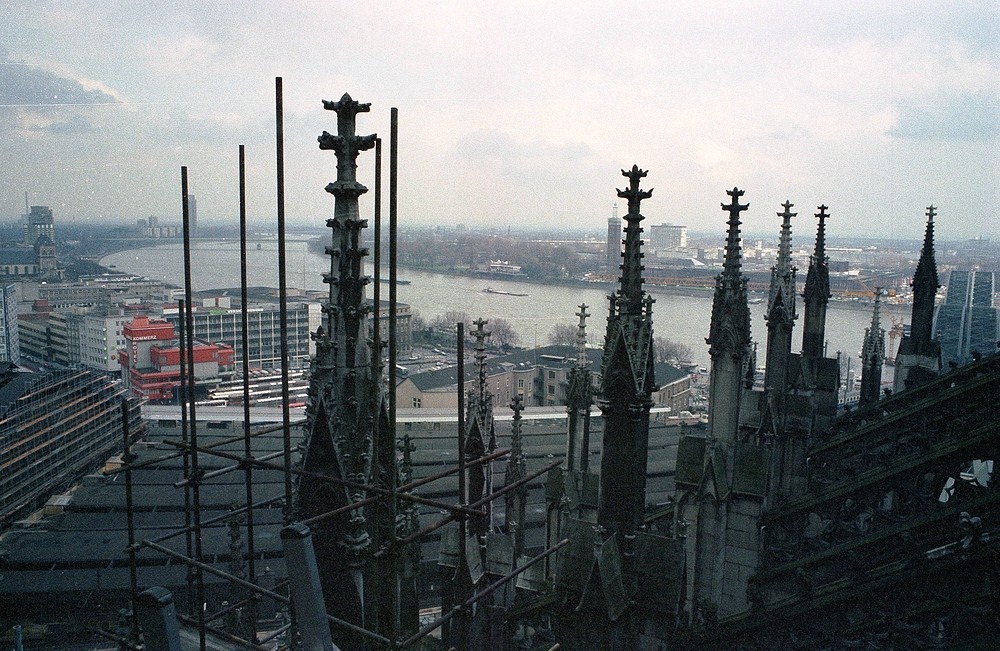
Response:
[1, 2, 997, 239]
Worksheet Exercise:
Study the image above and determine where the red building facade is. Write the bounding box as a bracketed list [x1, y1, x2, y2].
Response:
[119, 315, 234, 402]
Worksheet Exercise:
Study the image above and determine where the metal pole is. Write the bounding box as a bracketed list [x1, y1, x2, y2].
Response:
[181, 166, 207, 651]
[105, 422, 300, 476]
[141, 541, 391, 646]
[373, 136, 381, 387]
[275, 77, 294, 528]
[387, 105, 401, 642]
[122, 399, 139, 645]
[159, 439, 483, 517]
[177, 298, 194, 614]
[452, 321, 467, 649]
[399, 539, 568, 648]
[238, 143, 259, 639]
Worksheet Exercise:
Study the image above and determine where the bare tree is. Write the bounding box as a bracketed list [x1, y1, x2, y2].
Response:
[654, 336, 694, 364]
[430, 310, 472, 334]
[410, 312, 427, 333]
[489, 317, 521, 352]
[548, 323, 577, 346]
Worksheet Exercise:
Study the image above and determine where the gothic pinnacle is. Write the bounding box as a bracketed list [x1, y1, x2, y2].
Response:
[721, 187, 749, 279]
[914, 205, 939, 293]
[813, 205, 829, 264]
[776, 201, 795, 272]
[615, 166, 652, 313]
[575, 304, 590, 368]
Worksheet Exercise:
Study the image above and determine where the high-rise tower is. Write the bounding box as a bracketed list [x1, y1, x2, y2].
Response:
[23, 205, 54, 245]
[606, 204, 622, 272]
[186, 195, 198, 235]
[296, 93, 381, 650]
[597, 166, 655, 542]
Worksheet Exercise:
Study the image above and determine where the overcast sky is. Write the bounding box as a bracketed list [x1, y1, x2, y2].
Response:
[1, 1, 997, 240]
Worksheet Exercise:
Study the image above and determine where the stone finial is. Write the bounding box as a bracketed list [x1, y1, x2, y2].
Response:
[575, 304, 590, 368]
[814, 205, 829, 263]
[616, 165, 653, 216]
[776, 201, 796, 272]
[721, 188, 749, 278]
[914, 205, 939, 293]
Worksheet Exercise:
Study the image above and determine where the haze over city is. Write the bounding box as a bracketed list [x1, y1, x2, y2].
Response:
[1, 1, 997, 239]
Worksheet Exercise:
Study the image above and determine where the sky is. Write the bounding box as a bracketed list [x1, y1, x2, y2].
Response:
[0, 1, 997, 240]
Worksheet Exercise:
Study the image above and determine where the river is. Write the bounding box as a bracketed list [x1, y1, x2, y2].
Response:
[101, 239, 885, 369]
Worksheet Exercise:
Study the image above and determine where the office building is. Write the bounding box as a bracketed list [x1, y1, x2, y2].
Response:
[0, 285, 18, 365]
[119, 315, 235, 402]
[648, 222, 687, 250]
[0, 366, 140, 526]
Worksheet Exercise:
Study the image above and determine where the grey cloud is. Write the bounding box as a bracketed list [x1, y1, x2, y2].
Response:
[0, 53, 117, 131]
[887, 91, 999, 141]
[0, 58, 116, 107]
[32, 114, 97, 134]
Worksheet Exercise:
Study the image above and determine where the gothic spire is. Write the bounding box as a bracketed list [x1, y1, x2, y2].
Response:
[706, 187, 752, 445]
[859, 289, 886, 407]
[764, 201, 796, 396]
[566, 304, 593, 472]
[707, 188, 752, 359]
[909, 206, 940, 345]
[505, 395, 528, 555]
[576, 303, 590, 368]
[615, 165, 653, 315]
[297, 92, 380, 648]
[801, 205, 831, 359]
[776, 201, 794, 273]
[472, 318, 491, 427]
[597, 166, 656, 541]
[767, 201, 797, 326]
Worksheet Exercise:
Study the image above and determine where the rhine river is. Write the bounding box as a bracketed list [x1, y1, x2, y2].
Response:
[101, 239, 885, 369]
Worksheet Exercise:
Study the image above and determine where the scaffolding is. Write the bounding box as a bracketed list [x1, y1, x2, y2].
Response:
[101, 78, 563, 651]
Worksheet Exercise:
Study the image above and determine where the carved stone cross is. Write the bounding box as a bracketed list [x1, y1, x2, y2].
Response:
[318, 93, 376, 190]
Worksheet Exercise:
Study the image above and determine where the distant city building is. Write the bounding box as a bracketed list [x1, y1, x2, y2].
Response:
[16, 302, 52, 362]
[606, 206, 622, 271]
[78, 312, 133, 372]
[119, 315, 234, 403]
[0, 284, 19, 365]
[0, 366, 140, 526]
[34, 275, 174, 308]
[187, 194, 198, 233]
[485, 259, 524, 276]
[157, 298, 321, 370]
[396, 344, 691, 412]
[135, 215, 180, 238]
[648, 222, 687, 250]
[22, 205, 54, 246]
[16, 300, 135, 372]
[934, 269, 998, 367]
[0, 248, 39, 277]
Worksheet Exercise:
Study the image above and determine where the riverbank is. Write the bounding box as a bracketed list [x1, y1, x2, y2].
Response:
[98, 238, 891, 315]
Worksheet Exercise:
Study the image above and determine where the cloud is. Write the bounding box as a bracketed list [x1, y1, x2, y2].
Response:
[31, 114, 97, 134]
[887, 91, 1000, 141]
[0, 52, 118, 132]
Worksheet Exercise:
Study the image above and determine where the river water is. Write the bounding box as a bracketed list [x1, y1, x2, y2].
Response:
[101, 239, 883, 369]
